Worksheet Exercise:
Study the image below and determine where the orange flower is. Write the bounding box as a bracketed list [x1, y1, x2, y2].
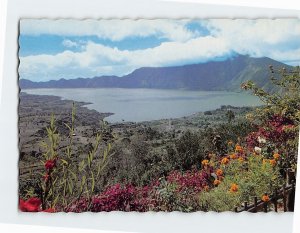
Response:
[269, 159, 276, 166]
[273, 153, 280, 160]
[201, 160, 209, 166]
[203, 185, 209, 191]
[216, 169, 223, 177]
[230, 183, 238, 193]
[235, 145, 243, 153]
[221, 157, 230, 165]
[230, 153, 238, 159]
[213, 179, 221, 186]
[262, 194, 270, 202]
[238, 157, 244, 162]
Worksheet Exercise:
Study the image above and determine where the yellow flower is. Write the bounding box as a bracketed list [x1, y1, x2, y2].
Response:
[216, 169, 223, 177]
[262, 194, 270, 202]
[214, 179, 221, 186]
[230, 183, 239, 193]
[221, 157, 230, 165]
[201, 160, 209, 166]
[273, 153, 280, 160]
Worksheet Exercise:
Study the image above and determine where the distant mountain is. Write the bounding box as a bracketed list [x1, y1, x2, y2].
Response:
[19, 55, 291, 92]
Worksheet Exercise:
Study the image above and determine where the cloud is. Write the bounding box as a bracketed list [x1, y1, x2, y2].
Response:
[19, 36, 231, 81]
[204, 19, 300, 63]
[62, 39, 78, 48]
[19, 19, 300, 81]
[20, 19, 199, 42]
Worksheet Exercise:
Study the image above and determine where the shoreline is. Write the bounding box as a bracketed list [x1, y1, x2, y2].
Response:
[21, 89, 261, 124]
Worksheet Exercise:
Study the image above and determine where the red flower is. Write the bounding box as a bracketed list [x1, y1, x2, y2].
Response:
[19, 197, 41, 212]
[45, 159, 56, 170]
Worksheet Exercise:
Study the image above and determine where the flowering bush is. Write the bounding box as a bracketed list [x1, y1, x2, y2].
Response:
[242, 66, 299, 172]
[64, 168, 212, 212]
[199, 152, 283, 212]
[166, 169, 210, 193]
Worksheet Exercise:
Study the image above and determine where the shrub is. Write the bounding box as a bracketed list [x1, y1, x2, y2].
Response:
[165, 131, 205, 171]
[199, 153, 283, 212]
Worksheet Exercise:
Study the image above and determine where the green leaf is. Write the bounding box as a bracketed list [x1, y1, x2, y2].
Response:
[61, 159, 69, 166]
[90, 170, 95, 193]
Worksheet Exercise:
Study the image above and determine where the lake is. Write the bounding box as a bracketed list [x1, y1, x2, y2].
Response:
[23, 88, 263, 123]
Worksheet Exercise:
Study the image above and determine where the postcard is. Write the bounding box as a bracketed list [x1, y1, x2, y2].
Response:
[18, 19, 299, 213]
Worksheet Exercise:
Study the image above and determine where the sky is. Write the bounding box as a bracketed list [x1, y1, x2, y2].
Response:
[19, 19, 300, 82]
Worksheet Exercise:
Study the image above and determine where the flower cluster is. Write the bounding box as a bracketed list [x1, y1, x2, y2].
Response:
[66, 183, 155, 212]
[167, 169, 210, 193]
[44, 158, 56, 170]
[246, 115, 296, 150]
[19, 197, 55, 213]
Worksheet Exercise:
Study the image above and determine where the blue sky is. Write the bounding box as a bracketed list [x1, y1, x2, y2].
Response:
[19, 19, 300, 81]
[19, 35, 169, 56]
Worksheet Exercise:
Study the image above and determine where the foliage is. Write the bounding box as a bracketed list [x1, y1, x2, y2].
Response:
[26, 103, 112, 211]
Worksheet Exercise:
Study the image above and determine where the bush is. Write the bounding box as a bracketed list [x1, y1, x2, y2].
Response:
[199, 153, 283, 212]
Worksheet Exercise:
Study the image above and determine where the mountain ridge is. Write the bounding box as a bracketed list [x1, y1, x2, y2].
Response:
[19, 55, 291, 92]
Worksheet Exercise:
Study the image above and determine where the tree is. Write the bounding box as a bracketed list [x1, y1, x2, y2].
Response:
[226, 110, 235, 123]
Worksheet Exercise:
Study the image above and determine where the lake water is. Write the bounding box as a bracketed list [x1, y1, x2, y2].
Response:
[23, 88, 263, 123]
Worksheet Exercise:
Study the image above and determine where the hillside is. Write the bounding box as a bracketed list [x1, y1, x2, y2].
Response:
[19, 55, 290, 91]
